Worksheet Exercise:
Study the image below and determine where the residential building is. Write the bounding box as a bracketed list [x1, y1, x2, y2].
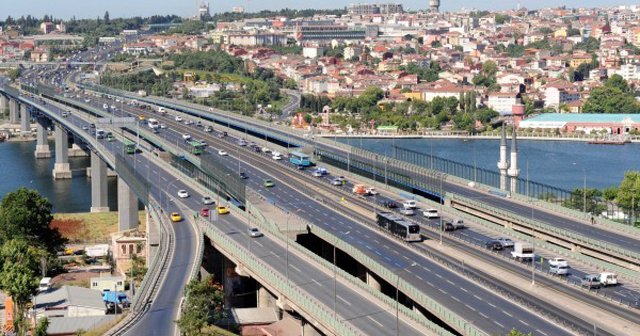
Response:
[40, 22, 55, 34]
[90, 276, 126, 293]
[544, 86, 581, 109]
[227, 32, 287, 47]
[487, 92, 521, 114]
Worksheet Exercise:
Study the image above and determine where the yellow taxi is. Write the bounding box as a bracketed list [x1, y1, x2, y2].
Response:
[216, 205, 230, 215]
[170, 212, 182, 222]
[138, 115, 146, 121]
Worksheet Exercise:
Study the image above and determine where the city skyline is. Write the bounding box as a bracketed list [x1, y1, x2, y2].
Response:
[1, 0, 638, 20]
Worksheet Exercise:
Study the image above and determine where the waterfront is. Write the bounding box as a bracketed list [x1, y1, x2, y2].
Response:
[0, 141, 118, 213]
[337, 137, 640, 191]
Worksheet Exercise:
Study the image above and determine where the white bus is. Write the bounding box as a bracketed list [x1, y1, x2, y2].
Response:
[147, 118, 159, 129]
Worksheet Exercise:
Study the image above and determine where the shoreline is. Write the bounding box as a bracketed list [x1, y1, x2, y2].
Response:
[317, 134, 640, 143]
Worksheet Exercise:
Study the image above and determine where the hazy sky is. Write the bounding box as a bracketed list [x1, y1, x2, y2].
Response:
[0, 0, 634, 20]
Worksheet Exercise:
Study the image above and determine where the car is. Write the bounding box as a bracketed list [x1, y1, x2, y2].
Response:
[82, 125, 89, 130]
[423, 209, 439, 218]
[61, 110, 70, 117]
[263, 179, 275, 188]
[403, 200, 417, 209]
[312, 170, 323, 177]
[216, 205, 229, 215]
[548, 257, 569, 267]
[177, 190, 189, 198]
[485, 240, 503, 250]
[581, 274, 602, 289]
[399, 208, 415, 216]
[170, 212, 182, 222]
[204, 126, 213, 132]
[106, 133, 115, 142]
[239, 172, 248, 179]
[331, 178, 343, 186]
[249, 228, 263, 238]
[443, 219, 465, 231]
[196, 121, 202, 127]
[175, 116, 183, 122]
[138, 115, 146, 121]
[261, 147, 271, 153]
[89, 123, 95, 128]
[182, 134, 191, 141]
[549, 264, 570, 276]
[379, 200, 398, 209]
[218, 150, 228, 156]
[159, 124, 167, 129]
[495, 237, 515, 248]
[202, 196, 215, 205]
[366, 187, 379, 195]
[200, 208, 210, 217]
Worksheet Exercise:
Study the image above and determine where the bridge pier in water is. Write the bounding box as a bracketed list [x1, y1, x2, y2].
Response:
[34, 118, 51, 158]
[9, 99, 18, 124]
[117, 177, 139, 231]
[20, 104, 30, 136]
[52, 124, 72, 179]
[90, 151, 109, 212]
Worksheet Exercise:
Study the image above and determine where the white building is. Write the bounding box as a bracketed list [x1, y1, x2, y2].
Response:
[227, 32, 287, 47]
[544, 87, 581, 109]
[487, 92, 520, 114]
[303, 46, 325, 59]
[617, 63, 640, 81]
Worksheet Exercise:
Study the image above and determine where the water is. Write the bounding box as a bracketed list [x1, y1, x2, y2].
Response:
[0, 141, 118, 213]
[337, 138, 640, 191]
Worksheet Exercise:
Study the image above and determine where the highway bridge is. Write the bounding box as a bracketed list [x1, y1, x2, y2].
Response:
[2, 58, 640, 336]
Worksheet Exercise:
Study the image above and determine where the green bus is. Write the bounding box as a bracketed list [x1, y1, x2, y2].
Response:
[189, 140, 207, 155]
[123, 139, 137, 155]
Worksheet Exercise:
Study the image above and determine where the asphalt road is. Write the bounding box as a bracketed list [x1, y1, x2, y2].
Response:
[68, 93, 578, 336]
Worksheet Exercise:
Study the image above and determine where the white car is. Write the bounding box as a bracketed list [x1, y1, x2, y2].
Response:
[177, 190, 189, 198]
[400, 208, 415, 216]
[496, 237, 515, 248]
[549, 258, 569, 267]
[272, 152, 282, 160]
[182, 134, 191, 141]
[159, 124, 167, 129]
[175, 116, 183, 122]
[218, 150, 228, 156]
[249, 228, 263, 238]
[423, 209, 439, 218]
[366, 187, 379, 195]
[261, 147, 271, 153]
[202, 196, 215, 205]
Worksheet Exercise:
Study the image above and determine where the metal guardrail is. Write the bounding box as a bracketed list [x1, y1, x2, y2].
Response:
[452, 194, 640, 263]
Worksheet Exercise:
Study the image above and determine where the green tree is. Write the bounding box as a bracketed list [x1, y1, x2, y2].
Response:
[616, 171, 640, 221]
[8, 68, 21, 81]
[507, 329, 533, 336]
[563, 188, 605, 215]
[0, 188, 65, 254]
[176, 275, 225, 336]
[0, 239, 46, 336]
[34, 317, 49, 336]
[582, 76, 640, 113]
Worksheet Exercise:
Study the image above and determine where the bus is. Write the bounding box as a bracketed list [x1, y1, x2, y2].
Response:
[289, 151, 311, 167]
[376, 212, 421, 242]
[189, 141, 207, 155]
[123, 139, 137, 155]
[147, 118, 159, 129]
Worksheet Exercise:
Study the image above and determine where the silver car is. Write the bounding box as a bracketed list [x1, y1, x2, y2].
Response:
[399, 208, 415, 216]
[249, 228, 263, 238]
[549, 265, 569, 276]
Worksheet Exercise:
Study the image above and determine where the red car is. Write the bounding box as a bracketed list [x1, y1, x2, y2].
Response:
[200, 208, 210, 217]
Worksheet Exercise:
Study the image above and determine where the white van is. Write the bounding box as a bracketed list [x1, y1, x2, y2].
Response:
[599, 272, 618, 286]
[39, 277, 52, 292]
[272, 152, 282, 160]
[403, 200, 417, 209]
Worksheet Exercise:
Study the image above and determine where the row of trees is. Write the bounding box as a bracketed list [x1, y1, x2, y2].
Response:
[582, 75, 640, 113]
[0, 188, 66, 335]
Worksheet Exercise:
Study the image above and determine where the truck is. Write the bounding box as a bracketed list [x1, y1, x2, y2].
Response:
[511, 242, 535, 260]
[352, 184, 368, 195]
[598, 272, 618, 286]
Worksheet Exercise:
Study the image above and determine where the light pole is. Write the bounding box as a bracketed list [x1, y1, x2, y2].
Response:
[334, 230, 350, 321]
[396, 262, 417, 336]
[583, 168, 587, 214]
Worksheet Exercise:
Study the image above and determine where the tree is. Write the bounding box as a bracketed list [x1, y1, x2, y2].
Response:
[0, 188, 66, 254]
[34, 317, 49, 336]
[582, 76, 640, 113]
[0, 239, 46, 336]
[507, 330, 533, 336]
[176, 275, 225, 336]
[563, 188, 605, 215]
[103, 11, 110, 24]
[616, 171, 640, 222]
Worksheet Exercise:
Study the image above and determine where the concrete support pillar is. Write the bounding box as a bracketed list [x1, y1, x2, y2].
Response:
[366, 271, 381, 291]
[0, 95, 8, 116]
[9, 99, 18, 124]
[35, 120, 51, 158]
[118, 177, 138, 231]
[20, 104, 29, 135]
[257, 286, 274, 308]
[52, 124, 71, 179]
[68, 143, 88, 157]
[90, 151, 109, 212]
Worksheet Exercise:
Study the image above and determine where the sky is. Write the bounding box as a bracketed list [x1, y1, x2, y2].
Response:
[0, 0, 635, 20]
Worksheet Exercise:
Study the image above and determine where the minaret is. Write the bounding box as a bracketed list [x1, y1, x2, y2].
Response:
[507, 126, 520, 194]
[497, 125, 509, 191]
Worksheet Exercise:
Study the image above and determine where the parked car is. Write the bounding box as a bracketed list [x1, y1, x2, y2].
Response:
[177, 190, 189, 198]
[249, 228, 263, 238]
[485, 240, 503, 251]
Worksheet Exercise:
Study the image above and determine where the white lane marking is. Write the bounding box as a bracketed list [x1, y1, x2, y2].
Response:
[452, 296, 461, 302]
[494, 321, 504, 328]
[473, 294, 482, 301]
[337, 295, 351, 306]
[487, 302, 496, 308]
[312, 279, 323, 287]
[465, 304, 476, 312]
[519, 320, 529, 326]
[536, 329, 548, 336]
[479, 312, 489, 319]
[503, 311, 513, 317]
[438, 289, 447, 294]
[367, 316, 384, 328]
[446, 280, 455, 286]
